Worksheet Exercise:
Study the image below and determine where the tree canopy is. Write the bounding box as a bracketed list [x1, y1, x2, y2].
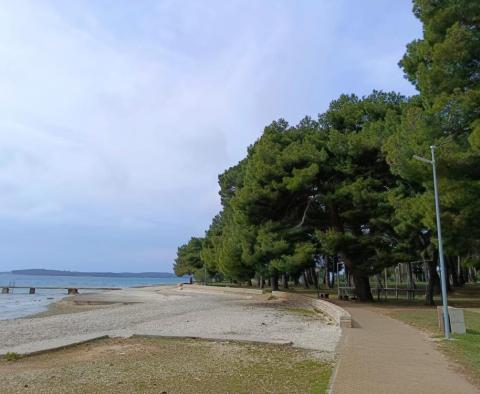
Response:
[173, 0, 480, 302]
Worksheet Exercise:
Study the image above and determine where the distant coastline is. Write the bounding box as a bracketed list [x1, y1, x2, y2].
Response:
[0, 271, 186, 320]
[10, 269, 177, 279]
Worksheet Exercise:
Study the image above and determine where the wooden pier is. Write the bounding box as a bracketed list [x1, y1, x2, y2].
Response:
[0, 286, 121, 295]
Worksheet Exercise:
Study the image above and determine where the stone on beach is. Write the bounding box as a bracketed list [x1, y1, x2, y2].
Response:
[0, 286, 341, 357]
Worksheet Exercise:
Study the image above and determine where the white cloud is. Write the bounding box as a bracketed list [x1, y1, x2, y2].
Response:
[0, 0, 421, 270]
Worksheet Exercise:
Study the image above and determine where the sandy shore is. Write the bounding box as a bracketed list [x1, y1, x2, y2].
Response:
[0, 286, 340, 357]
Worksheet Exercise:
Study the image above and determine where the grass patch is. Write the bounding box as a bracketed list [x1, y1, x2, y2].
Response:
[388, 309, 439, 332]
[445, 310, 480, 381]
[0, 337, 333, 394]
[4, 352, 22, 362]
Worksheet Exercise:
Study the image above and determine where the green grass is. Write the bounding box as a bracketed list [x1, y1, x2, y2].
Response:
[446, 310, 480, 378]
[4, 352, 22, 362]
[388, 308, 440, 332]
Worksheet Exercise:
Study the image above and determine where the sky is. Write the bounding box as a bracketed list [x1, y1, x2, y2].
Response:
[0, 0, 422, 273]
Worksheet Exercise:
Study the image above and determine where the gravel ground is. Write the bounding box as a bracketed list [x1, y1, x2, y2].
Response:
[0, 337, 333, 394]
[0, 286, 341, 357]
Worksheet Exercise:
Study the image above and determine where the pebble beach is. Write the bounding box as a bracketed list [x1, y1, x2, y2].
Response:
[0, 286, 341, 357]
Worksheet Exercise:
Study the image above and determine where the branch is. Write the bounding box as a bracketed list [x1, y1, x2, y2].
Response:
[295, 194, 320, 229]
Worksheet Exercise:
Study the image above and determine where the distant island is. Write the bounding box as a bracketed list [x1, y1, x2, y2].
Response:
[11, 269, 177, 278]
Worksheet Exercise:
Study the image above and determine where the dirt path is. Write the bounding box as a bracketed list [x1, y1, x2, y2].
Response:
[330, 303, 478, 394]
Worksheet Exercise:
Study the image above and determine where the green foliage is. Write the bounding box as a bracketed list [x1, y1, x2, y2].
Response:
[386, 0, 480, 264]
[173, 1, 480, 301]
[192, 93, 404, 296]
[5, 352, 22, 361]
[173, 237, 204, 277]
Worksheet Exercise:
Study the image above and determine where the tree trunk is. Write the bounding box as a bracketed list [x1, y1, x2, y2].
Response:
[426, 260, 440, 306]
[293, 274, 299, 286]
[448, 256, 459, 288]
[310, 267, 319, 293]
[282, 273, 289, 289]
[407, 262, 416, 289]
[352, 271, 373, 301]
[271, 274, 279, 291]
[442, 256, 452, 292]
[469, 267, 476, 282]
[467, 267, 473, 282]
[305, 269, 313, 287]
[457, 257, 465, 286]
[340, 254, 373, 301]
[327, 270, 335, 288]
[302, 272, 309, 289]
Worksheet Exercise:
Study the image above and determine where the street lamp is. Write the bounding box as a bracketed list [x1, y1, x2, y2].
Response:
[413, 145, 451, 339]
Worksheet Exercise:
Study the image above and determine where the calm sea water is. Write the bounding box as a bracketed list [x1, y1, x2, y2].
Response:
[0, 273, 187, 320]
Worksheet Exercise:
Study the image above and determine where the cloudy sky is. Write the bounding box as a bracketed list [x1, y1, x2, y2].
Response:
[0, 0, 421, 273]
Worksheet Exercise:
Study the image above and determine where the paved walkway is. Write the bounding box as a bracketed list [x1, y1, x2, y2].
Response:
[330, 303, 478, 394]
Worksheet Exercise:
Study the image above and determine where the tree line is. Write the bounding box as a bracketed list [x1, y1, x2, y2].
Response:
[174, 0, 480, 303]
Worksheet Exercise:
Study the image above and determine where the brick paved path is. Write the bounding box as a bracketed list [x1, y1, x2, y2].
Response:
[330, 304, 478, 394]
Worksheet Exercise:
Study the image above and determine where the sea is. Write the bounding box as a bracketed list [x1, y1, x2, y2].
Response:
[0, 273, 187, 320]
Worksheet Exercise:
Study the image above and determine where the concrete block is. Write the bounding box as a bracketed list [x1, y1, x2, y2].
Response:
[437, 306, 466, 335]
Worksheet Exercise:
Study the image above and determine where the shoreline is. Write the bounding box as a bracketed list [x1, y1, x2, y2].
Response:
[24, 281, 180, 319]
[1, 282, 185, 321]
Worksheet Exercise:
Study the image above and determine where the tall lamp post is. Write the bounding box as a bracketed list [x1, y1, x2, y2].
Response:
[414, 145, 451, 339]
